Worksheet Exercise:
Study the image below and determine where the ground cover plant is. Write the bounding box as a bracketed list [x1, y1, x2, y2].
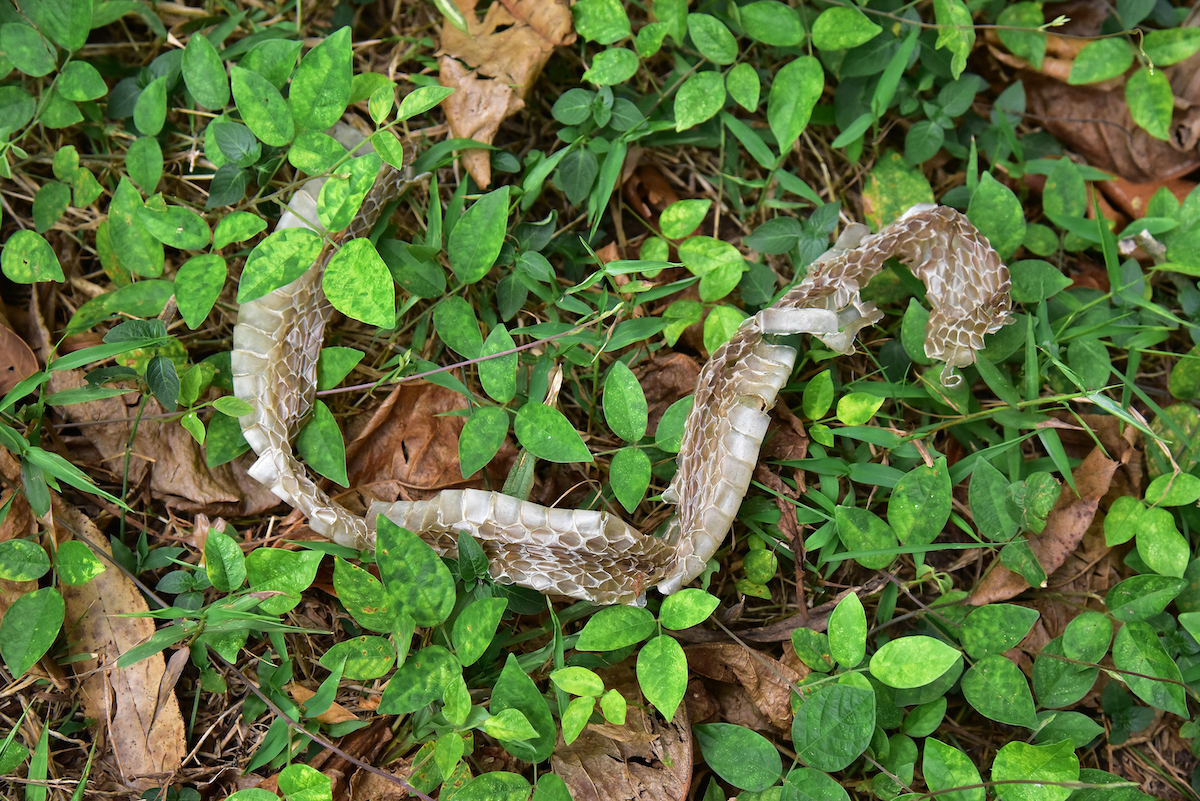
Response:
[1, 0, 1200, 798]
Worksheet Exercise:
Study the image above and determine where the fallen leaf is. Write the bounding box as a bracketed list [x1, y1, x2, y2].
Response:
[0, 315, 38, 396]
[289, 683, 361, 725]
[59, 498, 186, 789]
[438, 0, 574, 187]
[685, 642, 803, 733]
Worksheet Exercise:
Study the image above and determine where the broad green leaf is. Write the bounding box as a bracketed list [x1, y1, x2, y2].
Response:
[703, 305, 747, 351]
[204, 527, 246, 593]
[960, 604, 1039, 659]
[659, 588, 719, 629]
[53, 540, 103, 585]
[490, 653, 556, 762]
[27, 0, 91, 51]
[637, 634, 687, 719]
[398, 84, 455, 121]
[968, 173, 1025, 259]
[836, 392, 884, 425]
[687, 13, 736, 64]
[802, 371, 833, 420]
[834, 506, 897, 570]
[695, 723, 783, 792]
[870, 636, 961, 688]
[828, 593, 866, 668]
[811, 7, 881, 51]
[236, 228, 322, 303]
[1062, 611, 1111, 663]
[459, 407, 508, 479]
[674, 70, 725, 131]
[479, 324, 517, 402]
[377, 516, 455, 627]
[318, 153, 382, 232]
[923, 738, 984, 801]
[175, 254, 226, 329]
[933, 0, 975, 79]
[862, 150, 934, 230]
[991, 741, 1078, 801]
[1034, 710, 1104, 749]
[609, 447, 651, 513]
[1, 23, 56, 77]
[1032, 636, 1097, 709]
[244, 548, 322, 615]
[514, 403, 592, 463]
[739, 0, 802, 46]
[138, 201, 211, 250]
[481, 708, 540, 741]
[133, 74, 167, 135]
[315, 347, 364, 390]
[576, 605, 655, 651]
[782, 768, 849, 801]
[1143, 27, 1200, 67]
[726, 62, 760, 111]
[333, 557, 398, 633]
[278, 764, 330, 801]
[320, 636, 395, 680]
[583, 47, 639, 85]
[791, 684, 875, 772]
[996, 2, 1046, 69]
[572, 0, 630, 44]
[453, 772, 531, 801]
[452, 597, 507, 667]
[230, 65, 294, 146]
[767, 56, 823, 154]
[560, 696, 594, 745]
[289, 130, 348, 175]
[550, 665, 605, 697]
[33, 180, 69, 233]
[889, 458, 951, 548]
[434, 296, 484, 359]
[1144, 472, 1200, 506]
[126, 136, 163, 195]
[183, 33, 230, 109]
[1008, 259, 1072, 304]
[107, 178, 165, 277]
[323, 238, 395, 328]
[1105, 574, 1185, 621]
[1111, 621, 1188, 717]
[448, 186, 510, 284]
[296, 400, 348, 486]
[961, 654, 1038, 728]
[377, 644, 459, 714]
[2, 230, 64, 283]
[0, 539, 51, 581]
[603, 360, 648, 442]
[289, 27, 354, 131]
[1069, 38, 1134, 85]
[1126, 67, 1173, 141]
[1134, 506, 1188, 578]
[660, 199, 711, 239]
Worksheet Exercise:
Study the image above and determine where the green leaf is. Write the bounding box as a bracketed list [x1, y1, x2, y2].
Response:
[452, 597, 507, 667]
[811, 7, 881, 51]
[203, 527, 246, 593]
[514, 403, 592, 463]
[133, 74, 167, 135]
[725, 63, 760, 111]
[572, 0, 631, 44]
[397, 84, 455, 121]
[687, 13, 737, 65]
[289, 131, 348, 175]
[296, 400, 348, 486]
[230, 65, 295, 146]
[434, 296, 484, 358]
[583, 47, 639, 85]
[655, 395, 692, 453]
[1062, 610, 1111, 663]
[968, 173, 1025, 259]
[1, 23, 57, 77]
[870, 636, 961, 688]
[333, 557, 399, 633]
[1126, 67, 1173, 141]
[961, 654, 1038, 728]
[32, 180, 67, 234]
[576, 605, 655, 651]
[0, 587, 64, 677]
[183, 33, 230, 109]
[603, 360, 648, 442]
[145, 354, 179, 410]
[459, 407, 508, 478]
[660, 199, 711, 239]
[2, 230, 64, 284]
[0, 539, 51, 581]
[834, 506, 897, 569]
[961, 603, 1039, 659]
[376, 516, 455, 627]
[991, 741, 1078, 801]
[232, 226, 319, 302]
[138, 201, 211, 250]
[559, 696, 594, 745]
[767, 56, 823, 154]
[1144, 472, 1200, 506]
[454, 772, 531, 801]
[694, 723, 783, 792]
[782, 767, 849, 801]
[637, 634, 687, 719]
[53, 540, 103, 585]
[107, 177, 165, 277]
[1069, 38, 1134, 85]
[659, 588, 719, 629]
[175, 254, 226, 329]
[802, 371, 833, 420]
[244, 548, 322, 615]
[1111, 620, 1188, 717]
[703, 305, 747, 351]
[673, 70, 725, 131]
[318, 152, 382, 233]
[923, 738, 984, 801]
[1143, 27, 1200, 67]
[550, 665, 605, 697]
[28, 0, 91, 52]
[377, 644, 460, 714]
[996, 2, 1046, 70]
[609, 447, 651, 513]
[828, 593, 866, 668]
[1105, 574, 1185, 621]
[371, 129, 406, 170]
[323, 238, 394, 328]
[933, 0, 975, 79]
[490, 653, 556, 762]
[889, 458, 951, 548]
[125, 136, 163, 195]
[448, 186, 510, 284]
[278, 763, 331, 801]
[481, 708, 541, 741]
[739, 0, 803, 46]
[1134, 506, 1188, 578]
[679, 236, 745, 300]
[316, 346, 364, 390]
[971, 461, 1020, 541]
[791, 684, 875, 772]
[1032, 636, 1097, 709]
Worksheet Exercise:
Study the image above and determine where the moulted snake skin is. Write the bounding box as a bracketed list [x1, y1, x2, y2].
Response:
[231, 144, 1013, 606]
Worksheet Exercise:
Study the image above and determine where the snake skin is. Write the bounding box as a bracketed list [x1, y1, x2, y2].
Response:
[232, 153, 1012, 605]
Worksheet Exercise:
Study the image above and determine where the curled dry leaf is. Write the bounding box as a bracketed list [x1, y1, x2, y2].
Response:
[438, 0, 575, 187]
[551, 661, 691, 801]
[58, 499, 186, 789]
[0, 317, 38, 396]
[288, 683, 360, 725]
[685, 642, 803, 733]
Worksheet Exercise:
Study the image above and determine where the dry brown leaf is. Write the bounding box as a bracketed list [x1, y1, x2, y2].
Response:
[551, 661, 691, 801]
[58, 499, 186, 789]
[289, 683, 361, 725]
[0, 450, 36, 619]
[438, 0, 574, 187]
[0, 317, 38, 397]
[685, 642, 803, 733]
[45, 369, 281, 515]
[344, 382, 516, 503]
[968, 444, 1121, 605]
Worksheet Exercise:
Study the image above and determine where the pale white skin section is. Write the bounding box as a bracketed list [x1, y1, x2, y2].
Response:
[233, 170, 1012, 605]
